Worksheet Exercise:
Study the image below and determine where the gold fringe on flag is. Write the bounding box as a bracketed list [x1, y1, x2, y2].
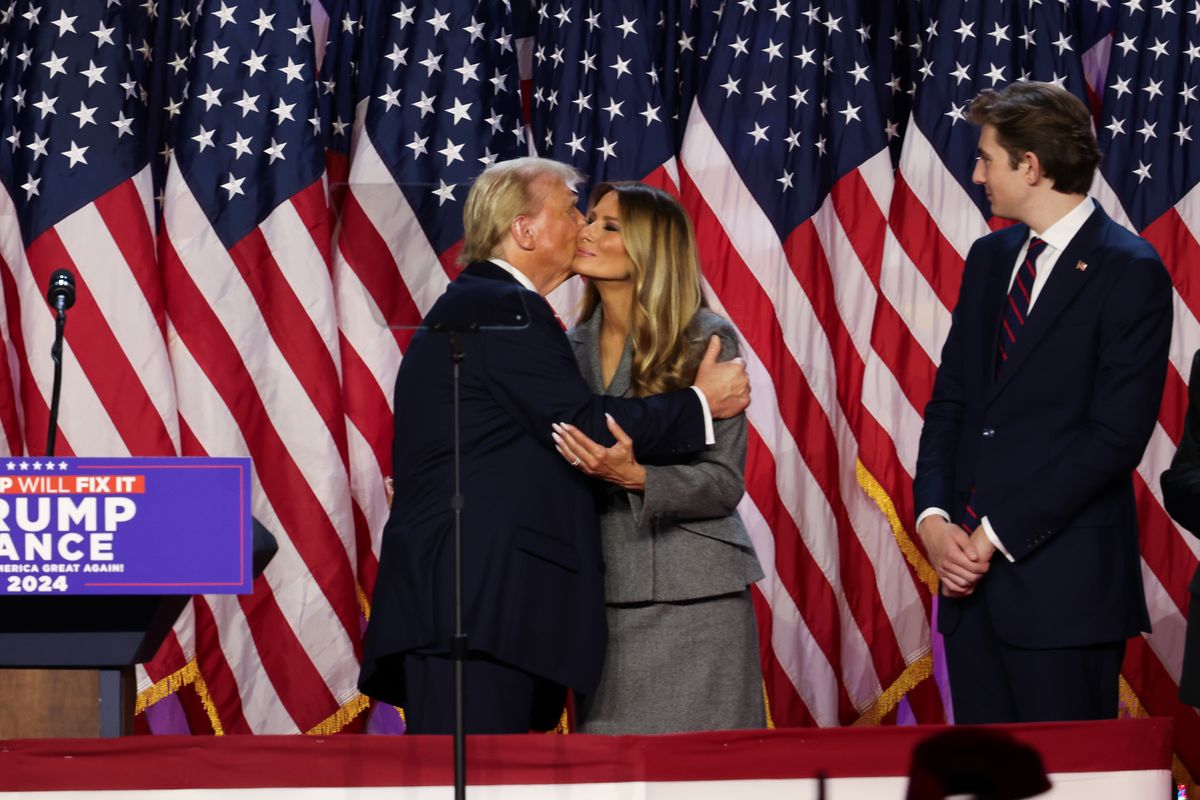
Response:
[133, 657, 224, 734]
[135, 659, 198, 715]
[306, 693, 371, 735]
[191, 669, 225, 735]
[856, 460, 938, 594]
[762, 678, 775, 728]
[852, 652, 934, 726]
[357, 583, 372, 620]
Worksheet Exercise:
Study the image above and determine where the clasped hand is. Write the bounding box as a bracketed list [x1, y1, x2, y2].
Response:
[917, 516, 994, 597]
[551, 415, 646, 491]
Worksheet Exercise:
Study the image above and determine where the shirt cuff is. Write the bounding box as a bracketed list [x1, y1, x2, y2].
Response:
[689, 386, 716, 445]
[980, 516, 1014, 562]
[916, 507, 950, 530]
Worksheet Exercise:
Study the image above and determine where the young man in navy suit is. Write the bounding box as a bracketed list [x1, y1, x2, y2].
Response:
[359, 158, 751, 733]
[913, 82, 1173, 723]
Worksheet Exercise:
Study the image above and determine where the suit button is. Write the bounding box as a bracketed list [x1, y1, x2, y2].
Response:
[982, 428, 995, 438]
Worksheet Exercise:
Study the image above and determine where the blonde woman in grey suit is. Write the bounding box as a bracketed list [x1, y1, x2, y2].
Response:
[551, 182, 766, 733]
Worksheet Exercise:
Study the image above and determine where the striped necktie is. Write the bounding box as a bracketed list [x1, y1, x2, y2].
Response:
[997, 237, 1047, 371]
[963, 238, 1049, 533]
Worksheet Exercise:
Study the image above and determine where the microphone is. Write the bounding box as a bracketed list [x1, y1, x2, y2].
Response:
[46, 269, 76, 312]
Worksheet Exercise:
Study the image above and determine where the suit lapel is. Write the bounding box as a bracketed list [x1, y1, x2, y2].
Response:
[607, 340, 634, 397]
[567, 311, 605, 393]
[990, 206, 1107, 399]
[568, 309, 634, 396]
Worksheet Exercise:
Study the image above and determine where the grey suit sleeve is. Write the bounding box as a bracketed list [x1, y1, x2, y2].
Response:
[638, 323, 747, 526]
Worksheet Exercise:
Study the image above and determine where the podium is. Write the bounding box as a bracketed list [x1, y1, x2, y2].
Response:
[0, 457, 254, 739]
[0, 595, 188, 737]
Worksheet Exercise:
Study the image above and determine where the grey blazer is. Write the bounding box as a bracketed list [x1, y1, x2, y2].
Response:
[567, 307, 764, 604]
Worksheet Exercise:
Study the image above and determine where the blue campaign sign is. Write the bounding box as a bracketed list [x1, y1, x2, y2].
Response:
[0, 457, 252, 595]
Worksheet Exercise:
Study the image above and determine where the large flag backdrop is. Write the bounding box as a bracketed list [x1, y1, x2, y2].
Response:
[0, 0, 1196, 786]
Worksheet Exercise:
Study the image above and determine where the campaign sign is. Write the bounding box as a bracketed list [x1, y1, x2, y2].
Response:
[0, 457, 252, 595]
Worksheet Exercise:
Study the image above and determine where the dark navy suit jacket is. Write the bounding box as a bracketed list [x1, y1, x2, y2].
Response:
[359, 262, 707, 705]
[914, 204, 1172, 648]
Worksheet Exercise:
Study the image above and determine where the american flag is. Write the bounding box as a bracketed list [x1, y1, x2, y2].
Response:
[2, 0, 1198, 786]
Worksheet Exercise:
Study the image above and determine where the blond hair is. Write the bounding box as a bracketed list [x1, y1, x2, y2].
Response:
[578, 182, 709, 396]
[459, 158, 583, 263]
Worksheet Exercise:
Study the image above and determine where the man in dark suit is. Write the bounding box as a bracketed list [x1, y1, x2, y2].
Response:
[358, 157, 750, 733]
[913, 82, 1173, 723]
[1160, 351, 1200, 708]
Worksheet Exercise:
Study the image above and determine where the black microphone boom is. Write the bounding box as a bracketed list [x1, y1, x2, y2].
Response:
[45, 269, 75, 457]
[47, 269, 76, 312]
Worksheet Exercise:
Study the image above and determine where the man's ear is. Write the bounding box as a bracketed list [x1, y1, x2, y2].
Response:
[1022, 150, 1043, 185]
[510, 215, 536, 252]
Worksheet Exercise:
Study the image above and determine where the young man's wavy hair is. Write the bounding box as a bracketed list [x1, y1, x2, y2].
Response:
[968, 81, 1101, 194]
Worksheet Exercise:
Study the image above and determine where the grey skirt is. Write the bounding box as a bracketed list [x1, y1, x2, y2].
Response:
[576, 588, 766, 734]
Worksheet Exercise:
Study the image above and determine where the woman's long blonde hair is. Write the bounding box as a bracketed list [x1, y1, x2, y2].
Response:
[578, 182, 708, 397]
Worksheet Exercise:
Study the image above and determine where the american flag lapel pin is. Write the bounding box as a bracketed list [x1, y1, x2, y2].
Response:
[1076, 260, 1088, 272]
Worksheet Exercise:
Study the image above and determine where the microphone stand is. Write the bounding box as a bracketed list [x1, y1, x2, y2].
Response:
[46, 302, 68, 457]
[430, 321, 478, 800]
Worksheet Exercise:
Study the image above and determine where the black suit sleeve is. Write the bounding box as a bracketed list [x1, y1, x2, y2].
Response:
[913, 241, 976, 517]
[1162, 351, 1200, 538]
[479, 294, 706, 459]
